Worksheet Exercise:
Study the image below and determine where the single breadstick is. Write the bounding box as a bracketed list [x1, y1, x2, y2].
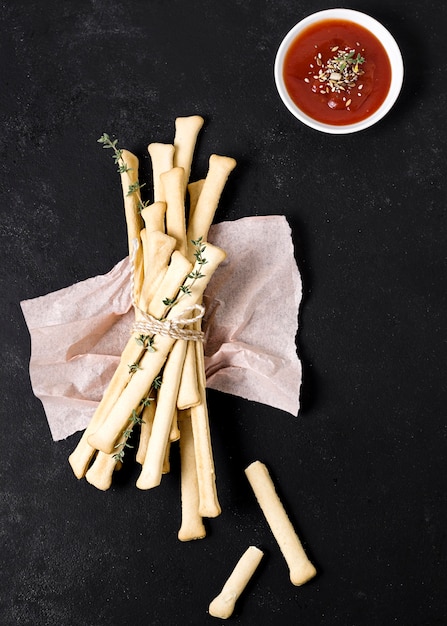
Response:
[208, 546, 264, 619]
[119, 149, 144, 251]
[176, 339, 200, 409]
[186, 304, 220, 518]
[244, 461, 317, 586]
[178, 410, 206, 542]
[144, 249, 192, 319]
[136, 397, 156, 464]
[88, 244, 226, 455]
[120, 149, 144, 302]
[147, 143, 175, 203]
[136, 339, 188, 489]
[186, 154, 236, 262]
[140, 201, 166, 234]
[173, 115, 204, 192]
[190, 375, 220, 518]
[160, 166, 187, 256]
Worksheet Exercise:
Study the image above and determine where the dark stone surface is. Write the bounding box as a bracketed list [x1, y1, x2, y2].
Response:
[1, 1, 447, 624]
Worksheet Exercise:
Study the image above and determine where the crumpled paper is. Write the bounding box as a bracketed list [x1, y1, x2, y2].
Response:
[20, 215, 302, 441]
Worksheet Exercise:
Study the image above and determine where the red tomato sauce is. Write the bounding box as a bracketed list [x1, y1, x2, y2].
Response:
[283, 19, 392, 125]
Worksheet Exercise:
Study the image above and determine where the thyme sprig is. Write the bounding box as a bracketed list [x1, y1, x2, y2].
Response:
[97, 133, 151, 213]
[112, 408, 145, 462]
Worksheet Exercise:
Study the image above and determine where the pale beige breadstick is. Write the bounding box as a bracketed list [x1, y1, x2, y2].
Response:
[160, 166, 187, 256]
[178, 410, 206, 542]
[190, 365, 220, 519]
[119, 149, 144, 302]
[173, 115, 204, 192]
[87, 244, 226, 455]
[147, 143, 175, 203]
[186, 154, 236, 262]
[245, 461, 317, 586]
[136, 397, 156, 464]
[176, 339, 200, 409]
[180, 156, 236, 410]
[136, 339, 188, 489]
[187, 286, 221, 518]
[208, 546, 264, 619]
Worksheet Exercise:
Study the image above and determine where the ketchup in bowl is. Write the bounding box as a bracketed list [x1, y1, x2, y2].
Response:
[283, 19, 391, 126]
[274, 9, 403, 134]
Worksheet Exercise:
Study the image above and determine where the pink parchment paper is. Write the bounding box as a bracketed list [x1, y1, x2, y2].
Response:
[21, 215, 302, 440]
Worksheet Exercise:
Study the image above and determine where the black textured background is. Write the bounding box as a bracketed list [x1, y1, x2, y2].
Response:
[1, 1, 447, 625]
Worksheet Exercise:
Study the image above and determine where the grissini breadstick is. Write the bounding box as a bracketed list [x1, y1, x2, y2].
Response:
[179, 155, 236, 410]
[208, 546, 264, 619]
[244, 461, 317, 586]
[119, 149, 144, 303]
[147, 143, 175, 203]
[173, 115, 204, 193]
[190, 378, 220, 518]
[136, 339, 188, 490]
[160, 166, 187, 257]
[87, 243, 226, 455]
[178, 410, 206, 542]
[69, 151, 149, 479]
[186, 154, 236, 263]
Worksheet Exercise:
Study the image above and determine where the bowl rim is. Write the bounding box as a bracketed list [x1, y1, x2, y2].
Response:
[274, 8, 404, 134]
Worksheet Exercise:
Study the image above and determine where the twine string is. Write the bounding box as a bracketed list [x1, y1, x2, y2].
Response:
[129, 238, 205, 342]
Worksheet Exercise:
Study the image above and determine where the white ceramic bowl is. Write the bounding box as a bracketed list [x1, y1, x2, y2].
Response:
[274, 8, 404, 134]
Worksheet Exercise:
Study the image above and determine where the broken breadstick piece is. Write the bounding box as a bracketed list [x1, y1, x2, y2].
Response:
[178, 410, 206, 542]
[244, 461, 316, 586]
[147, 143, 175, 203]
[208, 546, 264, 619]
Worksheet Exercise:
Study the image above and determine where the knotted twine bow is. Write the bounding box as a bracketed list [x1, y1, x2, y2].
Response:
[129, 238, 205, 342]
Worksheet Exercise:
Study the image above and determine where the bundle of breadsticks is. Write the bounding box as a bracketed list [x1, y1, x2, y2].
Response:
[68, 115, 236, 540]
